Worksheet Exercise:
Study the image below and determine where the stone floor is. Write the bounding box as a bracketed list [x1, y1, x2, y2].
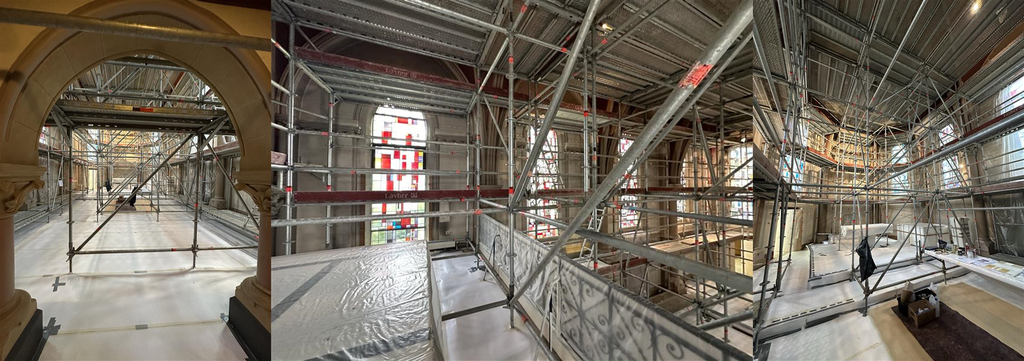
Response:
[13, 194, 256, 360]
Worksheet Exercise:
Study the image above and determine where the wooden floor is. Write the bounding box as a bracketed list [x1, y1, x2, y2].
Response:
[869, 299, 932, 361]
[939, 282, 1024, 355]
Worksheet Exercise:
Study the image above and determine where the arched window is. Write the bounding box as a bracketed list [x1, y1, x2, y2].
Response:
[728, 145, 752, 187]
[526, 127, 559, 239]
[782, 155, 804, 191]
[728, 145, 753, 220]
[619, 138, 639, 229]
[677, 162, 687, 214]
[891, 145, 909, 194]
[370, 106, 427, 245]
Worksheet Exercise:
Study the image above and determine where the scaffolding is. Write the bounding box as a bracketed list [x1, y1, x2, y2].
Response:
[21, 55, 262, 273]
[752, 0, 1024, 350]
[271, 0, 756, 358]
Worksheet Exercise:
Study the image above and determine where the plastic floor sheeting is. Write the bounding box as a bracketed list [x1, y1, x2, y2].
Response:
[766, 307, 892, 360]
[271, 241, 439, 360]
[15, 197, 255, 360]
[433, 255, 547, 360]
[763, 259, 954, 323]
[810, 243, 921, 280]
[754, 250, 811, 295]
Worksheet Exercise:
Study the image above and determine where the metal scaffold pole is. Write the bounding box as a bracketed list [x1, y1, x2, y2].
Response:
[325, 93, 335, 250]
[284, 21, 297, 255]
[505, 18, 517, 328]
[67, 126, 75, 273]
[192, 133, 204, 269]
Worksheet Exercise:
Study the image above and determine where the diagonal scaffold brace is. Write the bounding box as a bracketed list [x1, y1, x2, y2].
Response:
[66, 116, 230, 271]
[508, 0, 754, 307]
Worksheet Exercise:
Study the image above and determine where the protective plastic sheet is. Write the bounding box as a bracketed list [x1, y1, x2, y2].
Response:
[839, 223, 893, 239]
[271, 241, 440, 361]
[478, 215, 747, 360]
[895, 223, 949, 248]
[988, 193, 1024, 256]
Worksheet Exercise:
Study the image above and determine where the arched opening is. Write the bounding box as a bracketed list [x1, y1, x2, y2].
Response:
[0, 1, 270, 358]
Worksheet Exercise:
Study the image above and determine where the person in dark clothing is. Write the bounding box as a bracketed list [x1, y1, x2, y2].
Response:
[129, 186, 138, 207]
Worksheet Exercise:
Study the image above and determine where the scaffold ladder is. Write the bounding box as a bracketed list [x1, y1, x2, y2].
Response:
[577, 207, 605, 264]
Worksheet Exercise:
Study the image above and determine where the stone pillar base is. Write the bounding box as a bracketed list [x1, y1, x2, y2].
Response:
[0, 290, 40, 360]
[228, 276, 269, 361]
[209, 198, 228, 210]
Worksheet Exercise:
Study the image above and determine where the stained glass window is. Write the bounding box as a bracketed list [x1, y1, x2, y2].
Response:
[619, 138, 639, 229]
[997, 75, 1024, 116]
[728, 145, 753, 187]
[731, 200, 752, 220]
[891, 145, 909, 194]
[939, 124, 957, 146]
[526, 127, 559, 239]
[370, 107, 427, 245]
[782, 155, 804, 191]
[942, 155, 963, 189]
[373, 106, 427, 147]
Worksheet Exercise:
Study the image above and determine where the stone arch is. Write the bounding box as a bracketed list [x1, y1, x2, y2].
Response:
[0, 0, 269, 185]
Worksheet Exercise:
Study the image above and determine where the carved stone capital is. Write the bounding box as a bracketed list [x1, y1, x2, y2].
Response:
[0, 163, 45, 220]
[235, 182, 272, 214]
[0, 180, 43, 218]
[0, 163, 46, 218]
[232, 170, 271, 214]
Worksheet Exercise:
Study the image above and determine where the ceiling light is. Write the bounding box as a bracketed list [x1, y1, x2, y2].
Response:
[741, 136, 746, 143]
[599, 22, 614, 32]
[971, 1, 981, 14]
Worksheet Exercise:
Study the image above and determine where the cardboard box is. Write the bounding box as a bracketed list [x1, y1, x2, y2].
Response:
[908, 299, 937, 327]
[898, 290, 914, 315]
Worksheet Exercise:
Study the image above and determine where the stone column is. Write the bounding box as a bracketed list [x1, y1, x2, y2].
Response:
[0, 164, 43, 359]
[234, 179, 272, 330]
[209, 163, 227, 209]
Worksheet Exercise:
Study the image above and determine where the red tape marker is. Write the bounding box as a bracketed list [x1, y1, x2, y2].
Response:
[678, 63, 713, 88]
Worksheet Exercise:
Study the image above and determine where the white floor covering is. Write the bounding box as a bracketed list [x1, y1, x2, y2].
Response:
[810, 243, 920, 278]
[15, 197, 254, 360]
[433, 255, 547, 360]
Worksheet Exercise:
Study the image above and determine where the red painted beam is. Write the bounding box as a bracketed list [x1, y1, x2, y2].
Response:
[294, 189, 509, 203]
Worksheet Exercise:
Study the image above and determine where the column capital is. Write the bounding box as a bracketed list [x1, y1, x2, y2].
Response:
[235, 182, 272, 214]
[233, 170, 272, 214]
[0, 164, 45, 219]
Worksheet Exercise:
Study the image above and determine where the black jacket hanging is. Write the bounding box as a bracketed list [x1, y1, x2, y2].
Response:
[856, 236, 876, 281]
